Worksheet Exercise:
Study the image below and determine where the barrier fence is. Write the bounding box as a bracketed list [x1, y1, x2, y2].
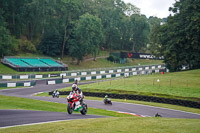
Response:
[46, 68, 165, 85]
[0, 64, 167, 87]
[49, 91, 200, 109]
[0, 81, 36, 88]
[0, 64, 166, 80]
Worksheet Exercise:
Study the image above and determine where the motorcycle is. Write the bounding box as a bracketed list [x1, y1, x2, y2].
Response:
[52, 92, 59, 98]
[104, 98, 112, 105]
[66, 92, 87, 115]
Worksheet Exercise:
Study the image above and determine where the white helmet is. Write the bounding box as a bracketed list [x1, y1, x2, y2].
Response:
[72, 84, 77, 91]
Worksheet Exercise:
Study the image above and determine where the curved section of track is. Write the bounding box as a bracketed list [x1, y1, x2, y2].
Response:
[0, 109, 105, 128]
[0, 82, 200, 128]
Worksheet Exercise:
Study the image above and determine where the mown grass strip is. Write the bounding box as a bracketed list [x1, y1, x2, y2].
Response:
[58, 69, 200, 102]
[1, 117, 200, 133]
[0, 95, 134, 117]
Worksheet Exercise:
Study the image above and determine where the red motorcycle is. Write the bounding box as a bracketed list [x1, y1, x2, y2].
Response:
[66, 92, 87, 115]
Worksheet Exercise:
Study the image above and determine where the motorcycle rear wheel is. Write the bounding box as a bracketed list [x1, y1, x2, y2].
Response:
[80, 103, 87, 115]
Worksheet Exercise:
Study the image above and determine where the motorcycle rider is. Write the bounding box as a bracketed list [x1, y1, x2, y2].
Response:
[53, 89, 59, 97]
[71, 83, 83, 105]
[104, 95, 108, 103]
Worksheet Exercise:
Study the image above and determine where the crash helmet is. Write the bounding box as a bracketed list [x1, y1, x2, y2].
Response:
[72, 84, 78, 91]
[105, 95, 108, 98]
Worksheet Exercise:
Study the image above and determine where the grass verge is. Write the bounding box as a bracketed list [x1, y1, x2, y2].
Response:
[0, 117, 200, 133]
[0, 95, 133, 117]
[58, 69, 200, 102]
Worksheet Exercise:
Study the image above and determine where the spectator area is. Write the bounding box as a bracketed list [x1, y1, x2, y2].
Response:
[40, 59, 63, 67]
[1, 57, 68, 72]
[21, 58, 49, 67]
[6, 58, 31, 67]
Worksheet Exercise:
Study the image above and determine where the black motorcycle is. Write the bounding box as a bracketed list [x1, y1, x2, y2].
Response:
[104, 98, 112, 105]
[52, 92, 59, 98]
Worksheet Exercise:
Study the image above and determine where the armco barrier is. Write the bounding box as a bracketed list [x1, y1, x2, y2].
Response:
[0, 81, 36, 88]
[0, 64, 166, 80]
[46, 68, 164, 85]
[49, 91, 200, 109]
[0, 65, 166, 87]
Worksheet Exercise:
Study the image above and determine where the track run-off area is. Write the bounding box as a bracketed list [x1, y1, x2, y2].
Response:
[0, 81, 200, 128]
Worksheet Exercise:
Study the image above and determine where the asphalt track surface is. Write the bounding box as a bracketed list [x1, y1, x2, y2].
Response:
[1, 81, 200, 128]
[0, 110, 105, 128]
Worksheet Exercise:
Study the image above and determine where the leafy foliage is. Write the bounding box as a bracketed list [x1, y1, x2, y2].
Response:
[107, 55, 120, 63]
[150, 0, 200, 71]
[18, 39, 36, 53]
[39, 28, 62, 56]
[0, 0, 160, 65]
[69, 13, 103, 64]
[0, 9, 18, 57]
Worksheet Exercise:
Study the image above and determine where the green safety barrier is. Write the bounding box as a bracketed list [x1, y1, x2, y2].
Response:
[0, 81, 36, 88]
[0, 64, 166, 80]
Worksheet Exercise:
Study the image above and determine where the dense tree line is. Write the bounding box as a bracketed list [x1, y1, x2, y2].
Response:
[149, 0, 200, 71]
[1, 0, 198, 71]
[0, 0, 158, 64]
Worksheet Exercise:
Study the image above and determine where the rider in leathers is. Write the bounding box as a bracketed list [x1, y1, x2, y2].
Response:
[72, 83, 83, 105]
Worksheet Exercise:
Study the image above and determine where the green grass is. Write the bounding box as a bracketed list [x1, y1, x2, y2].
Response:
[1, 117, 200, 133]
[0, 95, 133, 117]
[1, 92, 200, 132]
[36, 93, 200, 114]
[59, 69, 200, 102]
[67, 58, 163, 70]
[0, 63, 17, 74]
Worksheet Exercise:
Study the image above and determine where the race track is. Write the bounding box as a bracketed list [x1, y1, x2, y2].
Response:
[0, 82, 200, 128]
[0, 110, 105, 128]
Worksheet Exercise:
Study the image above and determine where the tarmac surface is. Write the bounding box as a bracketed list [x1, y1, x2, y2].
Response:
[0, 109, 105, 128]
[1, 81, 200, 128]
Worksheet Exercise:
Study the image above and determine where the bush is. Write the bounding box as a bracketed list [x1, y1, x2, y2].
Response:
[18, 39, 36, 53]
[107, 55, 115, 62]
[107, 55, 120, 63]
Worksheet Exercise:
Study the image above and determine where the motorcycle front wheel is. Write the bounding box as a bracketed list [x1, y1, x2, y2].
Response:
[67, 103, 73, 114]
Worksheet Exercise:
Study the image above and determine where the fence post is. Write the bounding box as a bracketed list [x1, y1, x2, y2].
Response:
[170, 79, 171, 87]
[137, 78, 139, 86]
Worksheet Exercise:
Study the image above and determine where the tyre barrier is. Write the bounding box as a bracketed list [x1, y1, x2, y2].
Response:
[49, 91, 200, 109]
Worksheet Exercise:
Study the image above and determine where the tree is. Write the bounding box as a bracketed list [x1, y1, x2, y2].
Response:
[0, 9, 18, 57]
[39, 27, 62, 56]
[151, 0, 200, 71]
[70, 13, 103, 63]
[128, 14, 150, 52]
[0, 0, 28, 38]
[124, 3, 140, 16]
[57, 0, 81, 59]
[148, 16, 162, 30]
[0, 0, 152, 59]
